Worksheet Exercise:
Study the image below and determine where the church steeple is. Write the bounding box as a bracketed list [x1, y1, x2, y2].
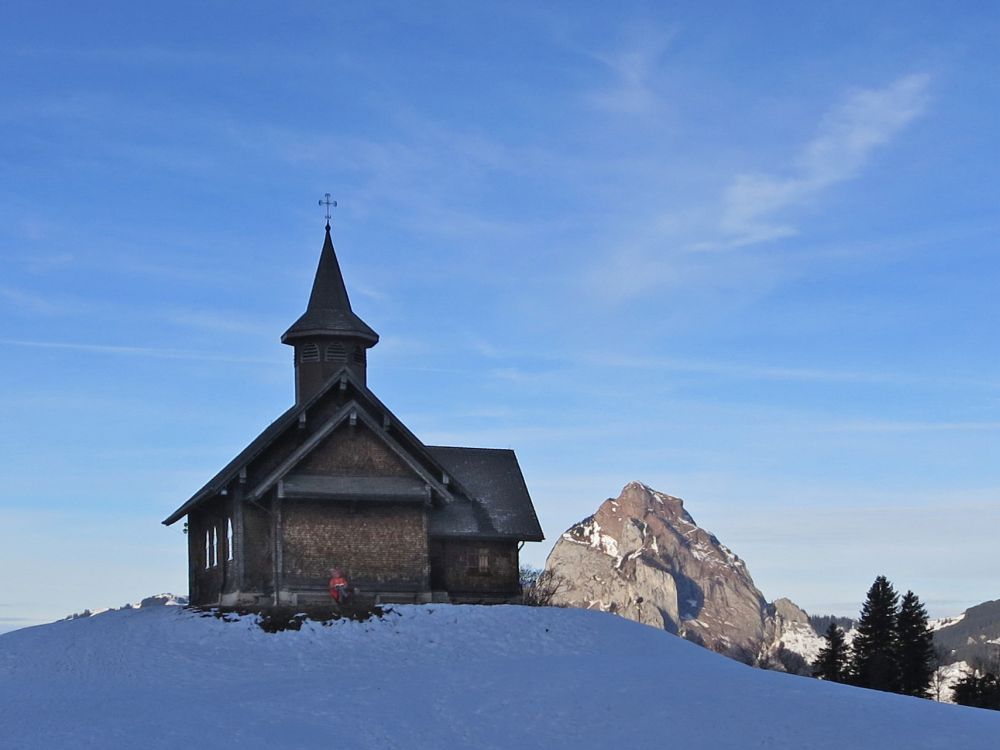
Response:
[282, 224, 378, 402]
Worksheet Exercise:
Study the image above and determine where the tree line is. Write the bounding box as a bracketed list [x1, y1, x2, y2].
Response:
[814, 575, 1000, 710]
[814, 575, 935, 695]
[951, 667, 1000, 710]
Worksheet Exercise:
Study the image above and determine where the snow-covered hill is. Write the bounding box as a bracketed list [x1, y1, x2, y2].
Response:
[1, 603, 998, 749]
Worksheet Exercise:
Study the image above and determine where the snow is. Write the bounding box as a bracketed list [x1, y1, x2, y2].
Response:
[563, 518, 621, 562]
[934, 660, 972, 704]
[778, 620, 858, 665]
[61, 593, 188, 621]
[717, 541, 747, 570]
[777, 621, 827, 663]
[930, 613, 965, 631]
[2, 603, 998, 749]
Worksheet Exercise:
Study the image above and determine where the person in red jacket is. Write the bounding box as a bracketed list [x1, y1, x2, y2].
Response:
[328, 568, 350, 605]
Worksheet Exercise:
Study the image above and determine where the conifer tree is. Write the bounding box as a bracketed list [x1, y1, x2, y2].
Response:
[896, 590, 935, 697]
[850, 575, 900, 692]
[814, 623, 849, 682]
[952, 669, 1000, 710]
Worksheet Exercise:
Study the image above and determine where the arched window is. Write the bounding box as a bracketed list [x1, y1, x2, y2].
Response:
[325, 342, 347, 363]
[301, 343, 320, 363]
[353, 346, 366, 365]
[211, 526, 218, 568]
[226, 519, 234, 561]
[205, 530, 211, 570]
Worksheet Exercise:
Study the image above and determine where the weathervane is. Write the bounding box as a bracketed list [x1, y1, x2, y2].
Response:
[319, 193, 337, 228]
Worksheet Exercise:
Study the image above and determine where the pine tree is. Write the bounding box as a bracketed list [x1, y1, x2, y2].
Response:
[896, 590, 935, 697]
[952, 670, 1000, 710]
[814, 623, 849, 682]
[850, 575, 900, 692]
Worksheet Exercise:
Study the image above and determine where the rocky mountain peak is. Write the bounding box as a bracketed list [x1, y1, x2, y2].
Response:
[546, 481, 777, 663]
[564, 481, 747, 581]
[773, 597, 811, 626]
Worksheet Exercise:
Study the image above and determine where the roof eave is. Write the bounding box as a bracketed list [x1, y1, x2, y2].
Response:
[428, 531, 546, 542]
[161, 368, 356, 526]
[162, 366, 463, 526]
[280, 327, 379, 345]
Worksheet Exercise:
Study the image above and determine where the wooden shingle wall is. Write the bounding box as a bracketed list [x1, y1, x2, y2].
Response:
[282, 501, 429, 591]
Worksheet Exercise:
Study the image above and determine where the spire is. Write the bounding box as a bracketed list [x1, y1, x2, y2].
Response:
[281, 225, 379, 345]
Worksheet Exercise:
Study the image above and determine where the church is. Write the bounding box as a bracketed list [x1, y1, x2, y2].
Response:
[163, 220, 543, 607]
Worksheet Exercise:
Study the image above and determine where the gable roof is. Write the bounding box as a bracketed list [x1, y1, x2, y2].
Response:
[161, 366, 444, 525]
[162, 368, 544, 543]
[162, 402, 300, 526]
[281, 225, 378, 344]
[246, 399, 453, 503]
[427, 447, 544, 541]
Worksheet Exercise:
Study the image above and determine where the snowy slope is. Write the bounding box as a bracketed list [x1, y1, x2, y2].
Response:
[2, 604, 999, 749]
[774, 619, 857, 665]
[774, 620, 828, 663]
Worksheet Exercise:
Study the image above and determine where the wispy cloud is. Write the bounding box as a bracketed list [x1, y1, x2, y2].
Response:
[6, 43, 323, 74]
[352, 284, 389, 303]
[164, 308, 280, 336]
[0, 286, 64, 315]
[587, 27, 676, 114]
[272, 123, 563, 243]
[823, 420, 1000, 433]
[455, 342, 1000, 391]
[586, 353, 901, 384]
[586, 73, 933, 302]
[718, 74, 932, 246]
[0, 338, 281, 364]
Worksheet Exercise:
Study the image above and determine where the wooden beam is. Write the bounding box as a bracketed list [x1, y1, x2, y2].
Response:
[233, 482, 245, 594]
[273, 494, 283, 607]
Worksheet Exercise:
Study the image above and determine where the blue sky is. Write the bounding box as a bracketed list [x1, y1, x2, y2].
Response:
[2, 2, 999, 630]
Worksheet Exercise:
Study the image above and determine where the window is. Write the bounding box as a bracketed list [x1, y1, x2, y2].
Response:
[211, 526, 218, 568]
[204, 531, 211, 570]
[226, 519, 234, 561]
[478, 548, 490, 574]
[325, 343, 347, 363]
[301, 343, 320, 363]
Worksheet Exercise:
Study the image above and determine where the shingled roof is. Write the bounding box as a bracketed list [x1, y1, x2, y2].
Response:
[281, 225, 378, 344]
[428, 446, 543, 541]
[163, 368, 543, 542]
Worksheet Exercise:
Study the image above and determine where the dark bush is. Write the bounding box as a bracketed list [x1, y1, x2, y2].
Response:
[519, 566, 566, 607]
[192, 602, 389, 633]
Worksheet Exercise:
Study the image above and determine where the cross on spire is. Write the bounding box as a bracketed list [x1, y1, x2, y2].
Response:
[319, 193, 337, 228]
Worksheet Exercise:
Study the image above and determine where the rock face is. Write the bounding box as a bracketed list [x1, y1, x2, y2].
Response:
[770, 597, 827, 667]
[546, 481, 778, 663]
[932, 599, 1000, 666]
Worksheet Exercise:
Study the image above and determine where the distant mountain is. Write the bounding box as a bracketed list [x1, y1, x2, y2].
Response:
[541, 479, 1000, 704]
[919, 602, 1000, 703]
[933, 599, 1000, 667]
[544, 481, 822, 666]
[62, 593, 189, 621]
